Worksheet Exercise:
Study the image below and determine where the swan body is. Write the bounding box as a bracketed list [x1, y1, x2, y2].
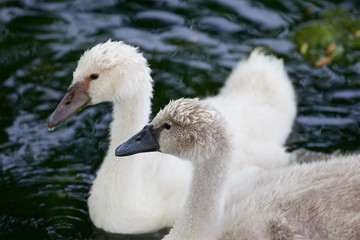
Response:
[219, 155, 360, 240]
[47, 40, 296, 233]
[205, 50, 296, 169]
[116, 98, 360, 240]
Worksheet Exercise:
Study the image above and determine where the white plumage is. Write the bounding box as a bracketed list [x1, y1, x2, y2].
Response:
[48, 40, 296, 233]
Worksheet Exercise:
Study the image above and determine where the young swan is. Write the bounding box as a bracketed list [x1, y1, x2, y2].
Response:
[116, 98, 231, 239]
[116, 98, 360, 240]
[47, 40, 296, 234]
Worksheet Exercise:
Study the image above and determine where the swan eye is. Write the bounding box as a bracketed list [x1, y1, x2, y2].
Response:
[90, 73, 99, 80]
[164, 123, 171, 130]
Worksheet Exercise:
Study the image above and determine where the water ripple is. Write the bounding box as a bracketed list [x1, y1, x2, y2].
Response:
[1, 0, 360, 239]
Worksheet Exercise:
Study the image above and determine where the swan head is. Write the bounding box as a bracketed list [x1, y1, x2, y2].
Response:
[47, 40, 152, 129]
[115, 98, 231, 163]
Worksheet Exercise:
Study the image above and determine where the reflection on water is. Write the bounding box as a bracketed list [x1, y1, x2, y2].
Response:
[0, 0, 359, 239]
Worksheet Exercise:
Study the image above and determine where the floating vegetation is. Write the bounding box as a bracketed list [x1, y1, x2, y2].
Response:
[295, 9, 360, 67]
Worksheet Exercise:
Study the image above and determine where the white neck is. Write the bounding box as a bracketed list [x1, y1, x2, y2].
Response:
[107, 93, 152, 161]
[91, 92, 152, 195]
[165, 151, 230, 240]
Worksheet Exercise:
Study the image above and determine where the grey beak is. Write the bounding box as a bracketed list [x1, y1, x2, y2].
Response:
[115, 125, 159, 157]
[47, 82, 91, 130]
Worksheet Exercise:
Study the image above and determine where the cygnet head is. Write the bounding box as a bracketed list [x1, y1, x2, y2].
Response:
[115, 98, 231, 164]
[47, 40, 152, 129]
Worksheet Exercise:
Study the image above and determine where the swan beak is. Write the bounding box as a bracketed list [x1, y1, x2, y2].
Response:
[47, 82, 91, 130]
[115, 125, 160, 157]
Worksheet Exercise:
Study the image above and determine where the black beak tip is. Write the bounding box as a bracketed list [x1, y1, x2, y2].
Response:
[115, 145, 127, 157]
[114, 125, 160, 158]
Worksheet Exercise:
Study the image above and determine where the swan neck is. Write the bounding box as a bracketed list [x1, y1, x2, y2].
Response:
[169, 153, 230, 240]
[108, 95, 151, 159]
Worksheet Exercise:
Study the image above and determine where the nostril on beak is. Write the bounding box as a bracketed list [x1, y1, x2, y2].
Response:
[135, 131, 146, 142]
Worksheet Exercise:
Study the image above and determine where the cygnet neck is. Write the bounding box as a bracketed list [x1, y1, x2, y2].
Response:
[166, 149, 231, 240]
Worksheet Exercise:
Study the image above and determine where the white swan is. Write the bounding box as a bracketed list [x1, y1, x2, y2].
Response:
[116, 98, 360, 240]
[46, 40, 296, 234]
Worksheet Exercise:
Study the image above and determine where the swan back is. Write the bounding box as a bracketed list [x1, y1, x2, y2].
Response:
[219, 155, 360, 240]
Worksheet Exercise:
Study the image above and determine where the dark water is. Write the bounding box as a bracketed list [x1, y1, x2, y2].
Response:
[0, 0, 359, 239]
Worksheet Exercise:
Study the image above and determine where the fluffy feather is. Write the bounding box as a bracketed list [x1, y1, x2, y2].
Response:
[139, 98, 360, 240]
[55, 40, 296, 233]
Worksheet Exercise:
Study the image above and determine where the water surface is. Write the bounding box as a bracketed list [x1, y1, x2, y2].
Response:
[1, 0, 359, 239]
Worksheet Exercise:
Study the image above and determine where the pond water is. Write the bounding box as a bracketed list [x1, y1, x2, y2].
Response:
[0, 0, 359, 239]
